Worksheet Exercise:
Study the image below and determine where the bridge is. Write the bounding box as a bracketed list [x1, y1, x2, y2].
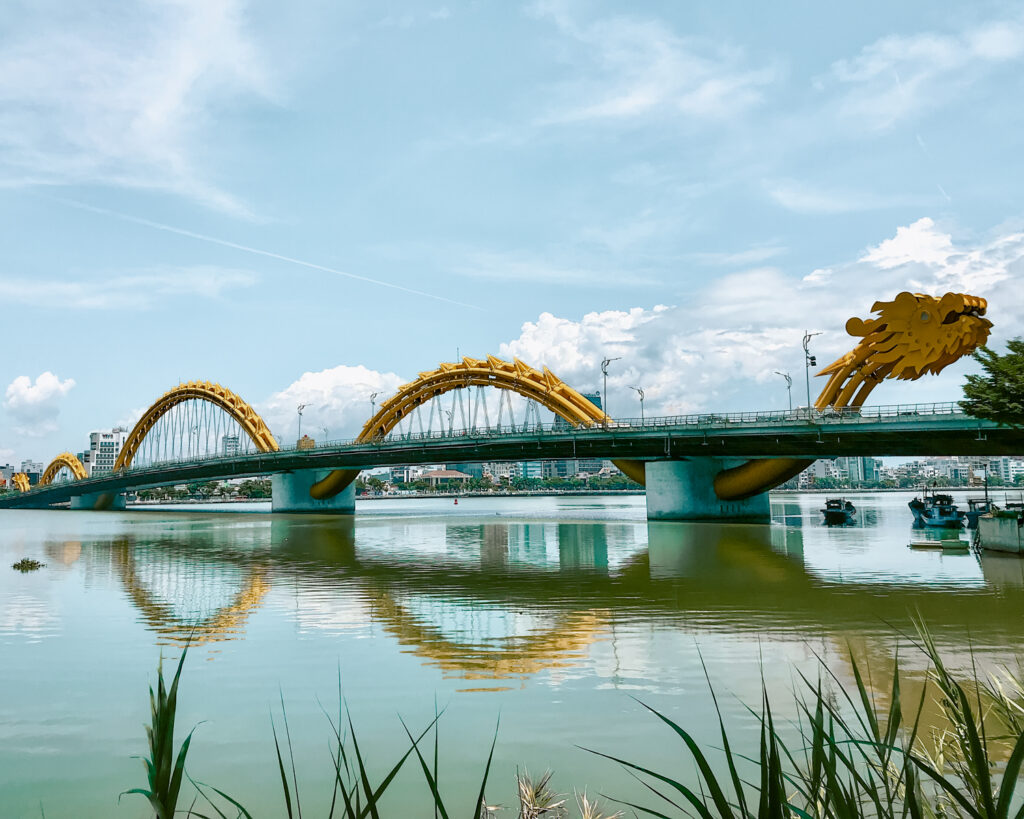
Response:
[1, 291, 1013, 522]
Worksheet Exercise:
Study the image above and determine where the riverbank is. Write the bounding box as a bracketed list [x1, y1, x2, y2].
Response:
[125, 486, 1023, 506]
[128, 489, 646, 506]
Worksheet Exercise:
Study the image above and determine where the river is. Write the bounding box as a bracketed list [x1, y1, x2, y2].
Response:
[3, 492, 1023, 817]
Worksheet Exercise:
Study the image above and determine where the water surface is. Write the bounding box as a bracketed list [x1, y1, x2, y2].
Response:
[2, 492, 1022, 817]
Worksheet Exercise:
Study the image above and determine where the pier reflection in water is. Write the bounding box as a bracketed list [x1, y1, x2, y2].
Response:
[3, 493, 1024, 817]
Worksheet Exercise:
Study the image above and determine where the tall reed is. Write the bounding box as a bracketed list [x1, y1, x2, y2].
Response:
[128, 621, 1024, 818]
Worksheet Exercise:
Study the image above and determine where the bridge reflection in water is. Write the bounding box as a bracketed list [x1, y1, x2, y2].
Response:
[86, 511, 1024, 694]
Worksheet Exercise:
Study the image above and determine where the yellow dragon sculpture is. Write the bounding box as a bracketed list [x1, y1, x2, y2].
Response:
[712, 291, 991, 500]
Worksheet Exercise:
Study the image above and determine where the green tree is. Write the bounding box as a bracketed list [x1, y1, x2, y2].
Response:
[960, 338, 1024, 426]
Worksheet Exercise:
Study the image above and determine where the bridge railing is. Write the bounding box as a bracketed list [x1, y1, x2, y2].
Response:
[124, 401, 973, 464]
[7, 402, 976, 493]
[301, 400, 970, 448]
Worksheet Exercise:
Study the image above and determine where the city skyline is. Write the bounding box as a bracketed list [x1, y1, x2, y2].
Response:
[4, 1, 1024, 466]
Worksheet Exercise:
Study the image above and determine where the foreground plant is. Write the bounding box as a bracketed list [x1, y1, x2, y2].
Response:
[586, 620, 1024, 819]
[129, 620, 1024, 818]
[122, 648, 195, 819]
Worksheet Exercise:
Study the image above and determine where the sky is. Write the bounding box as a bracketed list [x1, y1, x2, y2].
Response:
[2, 0, 1024, 466]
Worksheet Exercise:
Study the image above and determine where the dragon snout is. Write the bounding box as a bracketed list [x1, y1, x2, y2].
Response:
[938, 293, 988, 324]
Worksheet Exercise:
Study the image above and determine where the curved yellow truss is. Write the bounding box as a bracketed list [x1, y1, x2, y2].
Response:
[11, 472, 30, 492]
[40, 452, 88, 486]
[713, 292, 991, 500]
[114, 380, 279, 472]
[310, 355, 608, 499]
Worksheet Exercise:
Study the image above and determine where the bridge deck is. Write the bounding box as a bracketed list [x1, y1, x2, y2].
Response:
[3, 404, 1020, 508]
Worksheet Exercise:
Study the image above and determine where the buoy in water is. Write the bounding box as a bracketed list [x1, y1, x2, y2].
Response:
[454, 498, 458, 505]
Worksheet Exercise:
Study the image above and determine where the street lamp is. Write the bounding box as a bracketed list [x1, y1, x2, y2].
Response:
[630, 385, 645, 424]
[601, 356, 621, 426]
[802, 332, 821, 421]
[296, 403, 308, 441]
[370, 392, 380, 416]
[774, 371, 793, 411]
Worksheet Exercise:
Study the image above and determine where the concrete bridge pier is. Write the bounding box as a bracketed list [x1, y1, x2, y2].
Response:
[271, 471, 356, 514]
[70, 492, 127, 511]
[644, 459, 771, 523]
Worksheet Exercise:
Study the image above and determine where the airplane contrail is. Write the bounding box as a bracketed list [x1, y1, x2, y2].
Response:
[48, 195, 481, 310]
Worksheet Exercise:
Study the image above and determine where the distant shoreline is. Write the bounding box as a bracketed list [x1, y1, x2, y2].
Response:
[124, 485, 1023, 507]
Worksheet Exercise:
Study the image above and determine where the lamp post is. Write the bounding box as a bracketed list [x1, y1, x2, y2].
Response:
[774, 371, 793, 411]
[601, 357, 621, 426]
[630, 385, 645, 424]
[370, 392, 380, 416]
[802, 332, 821, 421]
[296, 403, 308, 442]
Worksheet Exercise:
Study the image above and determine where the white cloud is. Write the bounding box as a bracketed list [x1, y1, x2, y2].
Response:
[496, 218, 1024, 417]
[765, 179, 931, 215]
[260, 365, 405, 442]
[254, 219, 1024, 433]
[823, 16, 1024, 130]
[860, 217, 954, 269]
[4, 372, 76, 437]
[531, 1, 778, 124]
[0, 0, 272, 215]
[0, 267, 256, 309]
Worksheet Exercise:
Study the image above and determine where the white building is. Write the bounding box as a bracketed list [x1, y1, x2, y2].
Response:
[987, 457, 1024, 484]
[18, 460, 45, 486]
[82, 429, 129, 476]
[221, 435, 240, 457]
[798, 459, 840, 487]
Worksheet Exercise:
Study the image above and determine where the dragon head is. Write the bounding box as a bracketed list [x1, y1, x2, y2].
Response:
[821, 291, 991, 383]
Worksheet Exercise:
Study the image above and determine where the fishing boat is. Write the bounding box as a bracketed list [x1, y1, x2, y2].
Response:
[908, 490, 963, 528]
[821, 498, 856, 525]
[964, 497, 996, 529]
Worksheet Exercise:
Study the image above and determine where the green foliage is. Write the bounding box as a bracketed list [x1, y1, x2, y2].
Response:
[960, 339, 1024, 426]
[122, 648, 195, 819]
[586, 619, 1024, 819]
[131, 622, 1024, 818]
[236, 479, 271, 499]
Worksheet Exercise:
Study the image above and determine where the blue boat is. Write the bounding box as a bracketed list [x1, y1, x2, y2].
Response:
[909, 491, 963, 529]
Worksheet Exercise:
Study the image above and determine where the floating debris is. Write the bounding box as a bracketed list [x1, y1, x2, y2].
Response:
[12, 558, 44, 572]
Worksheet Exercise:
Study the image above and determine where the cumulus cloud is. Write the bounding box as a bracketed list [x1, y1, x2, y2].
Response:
[0, 267, 256, 309]
[497, 218, 1024, 416]
[260, 365, 405, 443]
[4, 372, 76, 437]
[254, 218, 1024, 430]
[860, 217, 955, 268]
[0, 0, 272, 214]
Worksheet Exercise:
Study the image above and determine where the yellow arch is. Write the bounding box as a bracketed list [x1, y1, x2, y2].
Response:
[11, 472, 30, 492]
[40, 452, 88, 486]
[310, 355, 608, 499]
[114, 380, 279, 472]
